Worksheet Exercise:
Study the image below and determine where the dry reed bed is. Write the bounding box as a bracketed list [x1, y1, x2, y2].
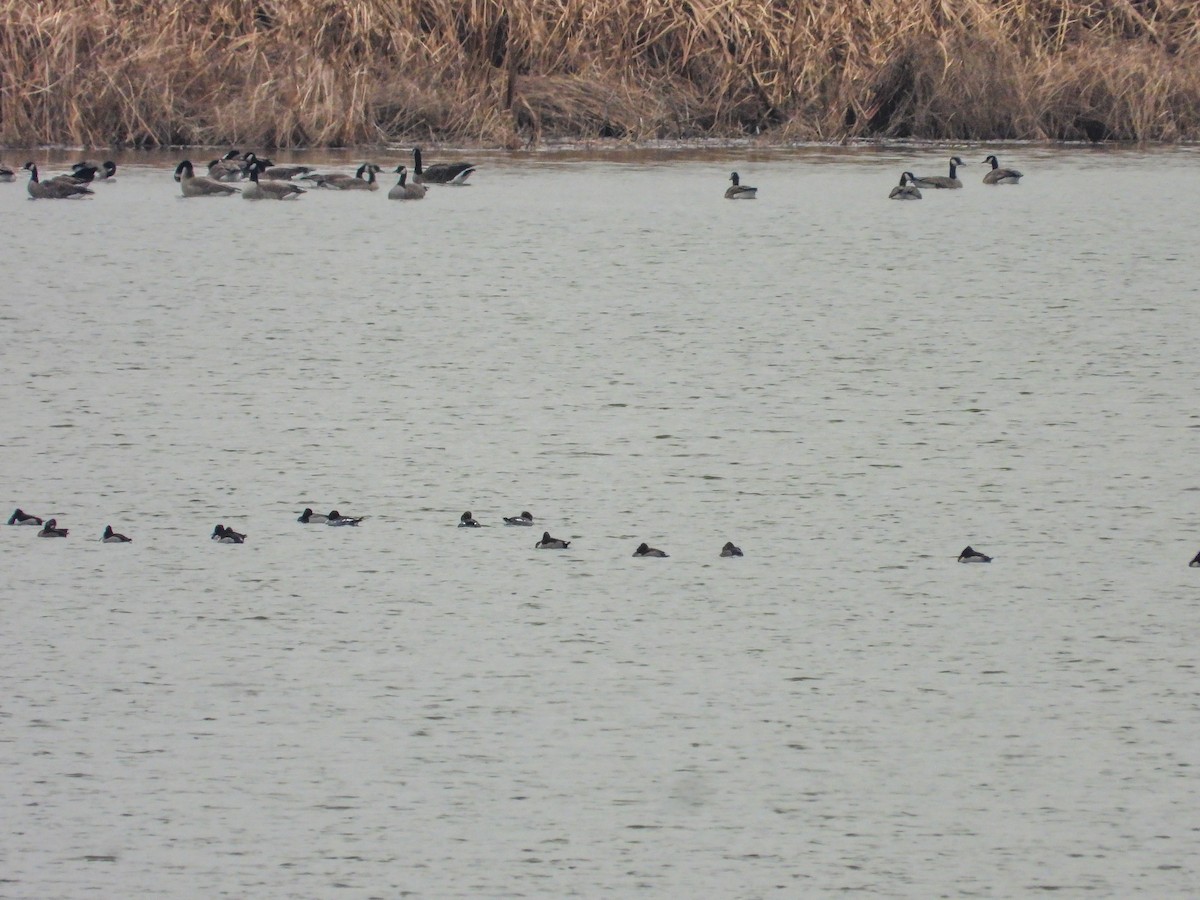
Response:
[2, 0, 1199, 147]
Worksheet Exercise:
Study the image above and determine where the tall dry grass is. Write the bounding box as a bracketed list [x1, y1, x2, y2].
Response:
[2, 0, 1199, 147]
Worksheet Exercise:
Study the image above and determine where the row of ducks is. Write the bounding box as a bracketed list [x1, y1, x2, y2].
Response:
[174, 158, 428, 200]
[6, 506, 744, 557]
[957, 544, 1200, 565]
[457, 510, 742, 556]
[16, 507, 1196, 566]
[889, 155, 1023, 199]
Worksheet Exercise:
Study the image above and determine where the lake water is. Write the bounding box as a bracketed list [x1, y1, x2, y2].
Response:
[2, 144, 1199, 898]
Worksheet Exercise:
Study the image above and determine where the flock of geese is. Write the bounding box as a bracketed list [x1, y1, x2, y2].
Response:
[888, 154, 1022, 199]
[718, 154, 1021, 201]
[7, 505, 745, 558]
[0, 147, 476, 200]
[3, 149, 1023, 202]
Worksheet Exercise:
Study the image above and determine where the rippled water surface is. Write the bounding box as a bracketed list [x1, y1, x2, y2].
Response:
[3, 145, 1200, 898]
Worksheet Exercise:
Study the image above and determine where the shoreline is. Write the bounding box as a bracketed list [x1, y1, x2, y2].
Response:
[3, 1, 1199, 148]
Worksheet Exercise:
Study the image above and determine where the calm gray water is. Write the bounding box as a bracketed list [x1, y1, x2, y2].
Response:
[2, 145, 1199, 898]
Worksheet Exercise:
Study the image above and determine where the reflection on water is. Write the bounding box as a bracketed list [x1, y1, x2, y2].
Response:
[3, 146, 1200, 898]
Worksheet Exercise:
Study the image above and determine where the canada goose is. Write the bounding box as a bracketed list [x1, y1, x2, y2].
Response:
[74, 160, 116, 181]
[958, 545, 992, 563]
[0, 163, 14, 182]
[888, 171, 922, 200]
[301, 163, 381, 189]
[633, 542, 669, 557]
[174, 160, 240, 197]
[338, 163, 380, 191]
[207, 150, 248, 182]
[982, 155, 1023, 184]
[411, 147, 476, 185]
[388, 166, 426, 200]
[909, 157, 965, 189]
[725, 171, 757, 199]
[23, 162, 93, 199]
[535, 531, 570, 549]
[102, 525, 132, 543]
[242, 161, 305, 200]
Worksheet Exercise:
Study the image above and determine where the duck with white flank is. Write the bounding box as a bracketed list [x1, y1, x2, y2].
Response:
[720, 541, 744, 557]
[535, 531, 570, 549]
[888, 172, 922, 200]
[326, 511, 364, 526]
[411, 147, 476, 185]
[503, 512, 534, 526]
[102, 525, 132, 543]
[23, 162, 93, 199]
[958, 546, 992, 563]
[174, 160, 240, 197]
[633, 542, 669, 558]
[212, 524, 246, 543]
[459, 511, 481, 527]
[37, 518, 68, 537]
[982, 155, 1023, 184]
[725, 172, 757, 199]
[388, 166, 426, 200]
[909, 157, 965, 190]
[8, 508, 44, 526]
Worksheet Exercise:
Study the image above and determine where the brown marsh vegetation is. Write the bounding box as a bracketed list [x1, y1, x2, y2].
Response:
[2, 0, 1199, 148]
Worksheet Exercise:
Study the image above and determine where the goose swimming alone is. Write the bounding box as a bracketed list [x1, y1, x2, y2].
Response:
[982, 155, 1023, 184]
[725, 171, 757, 199]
